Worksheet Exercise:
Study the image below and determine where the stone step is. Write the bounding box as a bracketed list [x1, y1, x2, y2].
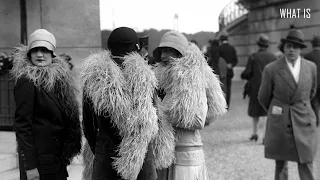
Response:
[0, 153, 18, 173]
[0, 168, 20, 180]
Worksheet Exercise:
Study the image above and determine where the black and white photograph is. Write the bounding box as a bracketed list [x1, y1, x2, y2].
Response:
[0, 0, 319, 179]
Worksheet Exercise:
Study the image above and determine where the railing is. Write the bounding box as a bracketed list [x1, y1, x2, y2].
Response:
[219, 0, 249, 29]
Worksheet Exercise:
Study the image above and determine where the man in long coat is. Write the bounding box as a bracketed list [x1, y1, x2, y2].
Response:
[218, 32, 238, 109]
[258, 29, 318, 180]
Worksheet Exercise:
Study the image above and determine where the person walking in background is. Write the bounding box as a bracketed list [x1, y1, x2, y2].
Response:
[218, 32, 238, 109]
[241, 34, 277, 142]
[304, 35, 320, 126]
[138, 32, 149, 60]
[258, 29, 318, 180]
[206, 40, 220, 76]
[81, 27, 158, 180]
[11, 29, 82, 180]
[153, 30, 227, 180]
[207, 39, 227, 97]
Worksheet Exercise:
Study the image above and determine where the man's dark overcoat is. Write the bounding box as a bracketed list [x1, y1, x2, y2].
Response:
[258, 57, 318, 163]
[218, 43, 238, 78]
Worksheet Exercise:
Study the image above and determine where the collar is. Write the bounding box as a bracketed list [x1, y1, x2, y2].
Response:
[285, 55, 301, 67]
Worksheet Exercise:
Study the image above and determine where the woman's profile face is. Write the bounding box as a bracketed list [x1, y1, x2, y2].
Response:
[29, 47, 53, 67]
[160, 47, 181, 65]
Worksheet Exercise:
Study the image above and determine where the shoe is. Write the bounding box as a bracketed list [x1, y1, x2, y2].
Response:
[249, 134, 258, 141]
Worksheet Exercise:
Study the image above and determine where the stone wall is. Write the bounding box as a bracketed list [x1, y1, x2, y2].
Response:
[0, 0, 101, 69]
[225, 0, 320, 80]
[230, 0, 320, 66]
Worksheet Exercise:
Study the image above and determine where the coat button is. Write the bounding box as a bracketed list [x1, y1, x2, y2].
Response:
[287, 124, 292, 128]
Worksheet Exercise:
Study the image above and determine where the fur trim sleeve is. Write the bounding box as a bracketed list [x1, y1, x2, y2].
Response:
[204, 65, 227, 124]
[112, 53, 159, 180]
[152, 95, 175, 169]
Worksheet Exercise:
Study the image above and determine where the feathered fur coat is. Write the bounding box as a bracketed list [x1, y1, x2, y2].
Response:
[11, 46, 82, 176]
[153, 43, 227, 129]
[81, 50, 173, 180]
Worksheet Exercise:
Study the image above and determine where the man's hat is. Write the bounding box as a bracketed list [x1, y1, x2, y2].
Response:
[28, 29, 57, 57]
[257, 34, 270, 47]
[281, 29, 307, 48]
[138, 32, 149, 47]
[311, 35, 320, 47]
[219, 31, 228, 41]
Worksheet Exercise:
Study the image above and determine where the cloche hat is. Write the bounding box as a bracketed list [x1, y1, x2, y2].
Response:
[153, 30, 189, 62]
[108, 27, 139, 44]
[28, 29, 56, 57]
[107, 27, 140, 56]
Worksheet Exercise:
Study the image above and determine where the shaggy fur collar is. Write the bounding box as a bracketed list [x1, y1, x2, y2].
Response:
[154, 43, 227, 128]
[11, 45, 82, 165]
[80, 50, 158, 180]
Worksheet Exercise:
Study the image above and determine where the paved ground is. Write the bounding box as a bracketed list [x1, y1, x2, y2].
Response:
[201, 81, 320, 180]
[2, 81, 319, 180]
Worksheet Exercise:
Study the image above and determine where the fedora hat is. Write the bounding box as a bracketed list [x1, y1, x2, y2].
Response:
[257, 34, 269, 47]
[219, 31, 228, 41]
[281, 29, 307, 48]
[311, 35, 320, 47]
[138, 32, 149, 47]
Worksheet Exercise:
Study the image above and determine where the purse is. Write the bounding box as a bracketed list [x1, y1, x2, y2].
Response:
[243, 81, 251, 99]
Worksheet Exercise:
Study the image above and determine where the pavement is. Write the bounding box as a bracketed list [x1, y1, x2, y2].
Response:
[202, 81, 320, 180]
[1, 80, 320, 180]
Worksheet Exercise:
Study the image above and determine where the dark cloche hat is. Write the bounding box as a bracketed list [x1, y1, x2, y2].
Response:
[257, 34, 270, 47]
[281, 29, 307, 48]
[311, 35, 320, 47]
[108, 27, 138, 44]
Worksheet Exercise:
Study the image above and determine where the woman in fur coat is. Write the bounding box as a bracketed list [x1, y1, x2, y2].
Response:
[81, 27, 159, 180]
[11, 29, 82, 180]
[152, 31, 227, 180]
